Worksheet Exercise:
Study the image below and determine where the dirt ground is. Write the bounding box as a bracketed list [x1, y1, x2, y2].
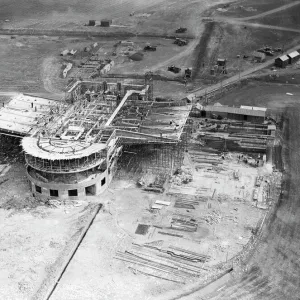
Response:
[197, 87, 300, 300]
[0, 156, 95, 300]
[41, 144, 280, 300]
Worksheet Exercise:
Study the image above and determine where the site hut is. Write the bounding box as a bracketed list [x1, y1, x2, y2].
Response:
[217, 58, 226, 67]
[287, 50, 300, 64]
[101, 19, 112, 27]
[275, 55, 289, 68]
[88, 20, 96, 26]
[202, 105, 266, 123]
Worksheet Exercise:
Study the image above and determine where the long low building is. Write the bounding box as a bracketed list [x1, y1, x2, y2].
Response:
[201, 105, 266, 123]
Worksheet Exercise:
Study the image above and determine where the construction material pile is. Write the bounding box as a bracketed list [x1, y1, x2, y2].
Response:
[171, 214, 198, 232]
[188, 150, 222, 168]
[139, 173, 168, 193]
[170, 166, 193, 185]
[201, 210, 222, 225]
[114, 241, 210, 283]
[174, 195, 202, 209]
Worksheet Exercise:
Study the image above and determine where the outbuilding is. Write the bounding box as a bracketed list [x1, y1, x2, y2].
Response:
[217, 58, 226, 66]
[274, 55, 289, 68]
[287, 50, 300, 64]
[88, 20, 96, 26]
[101, 19, 112, 27]
[202, 105, 266, 123]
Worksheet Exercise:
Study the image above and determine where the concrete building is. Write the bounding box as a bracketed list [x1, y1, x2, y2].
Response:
[275, 55, 289, 68]
[287, 51, 300, 64]
[0, 77, 191, 201]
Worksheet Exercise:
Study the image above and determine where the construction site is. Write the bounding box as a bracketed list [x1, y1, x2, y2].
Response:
[0, 0, 300, 299]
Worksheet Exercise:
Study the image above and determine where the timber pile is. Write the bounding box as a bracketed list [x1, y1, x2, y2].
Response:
[114, 242, 210, 283]
[174, 196, 201, 209]
[171, 215, 198, 232]
[188, 150, 222, 166]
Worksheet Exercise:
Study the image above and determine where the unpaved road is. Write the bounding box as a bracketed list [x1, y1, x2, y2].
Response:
[205, 18, 300, 34]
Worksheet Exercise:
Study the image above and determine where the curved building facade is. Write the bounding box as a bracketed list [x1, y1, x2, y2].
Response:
[23, 135, 121, 201]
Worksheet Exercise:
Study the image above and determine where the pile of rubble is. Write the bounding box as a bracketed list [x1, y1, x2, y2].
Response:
[170, 166, 193, 185]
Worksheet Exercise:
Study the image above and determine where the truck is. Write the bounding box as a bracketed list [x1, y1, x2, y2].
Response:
[168, 65, 181, 73]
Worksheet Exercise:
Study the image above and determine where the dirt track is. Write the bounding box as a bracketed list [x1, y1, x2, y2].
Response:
[206, 18, 300, 34]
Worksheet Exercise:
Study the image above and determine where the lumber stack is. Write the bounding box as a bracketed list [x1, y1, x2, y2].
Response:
[171, 215, 198, 232]
[114, 242, 210, 283]
[173, 195, 202, 209]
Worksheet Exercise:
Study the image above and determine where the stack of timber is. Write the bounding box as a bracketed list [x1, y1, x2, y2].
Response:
[188, 150, 222, 168]
[171, 214, 198, 232]
[114, 242, 209, 283]
[174, 195, 202, 209]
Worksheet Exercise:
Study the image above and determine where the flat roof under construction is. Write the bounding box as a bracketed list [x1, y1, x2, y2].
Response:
[0, 94, 63, 136]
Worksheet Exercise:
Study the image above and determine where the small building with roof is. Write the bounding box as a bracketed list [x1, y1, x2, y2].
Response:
[202, 105, 266, 123]
[101, 19, 112, 27]
[287, 50, 300, 64]
[275, 55, 289, 68]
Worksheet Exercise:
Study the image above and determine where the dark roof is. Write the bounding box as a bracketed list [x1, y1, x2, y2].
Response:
[204, 105, 266, 117]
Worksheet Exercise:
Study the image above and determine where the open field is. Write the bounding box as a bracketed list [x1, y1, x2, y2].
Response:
[0, 0, 225, 37]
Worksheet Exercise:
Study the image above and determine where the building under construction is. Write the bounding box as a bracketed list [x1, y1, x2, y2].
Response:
[0, 75, 191, 200]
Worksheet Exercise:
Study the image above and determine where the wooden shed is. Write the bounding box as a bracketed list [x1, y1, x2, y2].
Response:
[275, 55, 289, 68]
[287, 51, 300, 64]
[101, 19, 112, 27]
